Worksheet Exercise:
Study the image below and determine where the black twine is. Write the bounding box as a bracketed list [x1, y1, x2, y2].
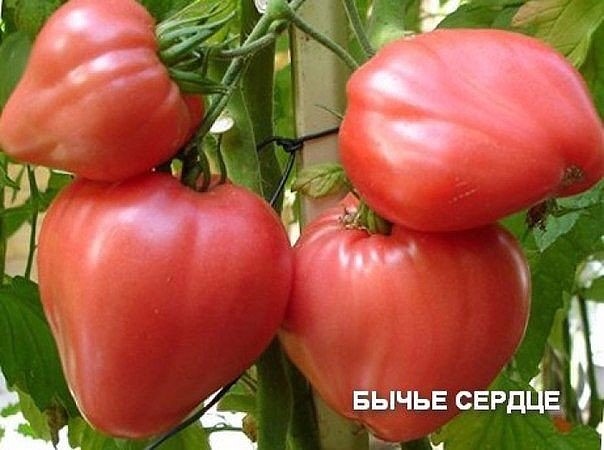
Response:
[257, 126, 340, 207]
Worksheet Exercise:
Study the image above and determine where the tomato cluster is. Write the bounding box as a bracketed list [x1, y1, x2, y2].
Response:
[0, 0, 293, 440]
[280, 29, 603, 442]
[1, 0, 603, 444]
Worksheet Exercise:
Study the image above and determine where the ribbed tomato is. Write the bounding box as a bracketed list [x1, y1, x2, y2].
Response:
[38, 173, 292, 438]
[0, 0, 202, 181]
[340, 29, 603, 231]
[280, 199, 530, 442]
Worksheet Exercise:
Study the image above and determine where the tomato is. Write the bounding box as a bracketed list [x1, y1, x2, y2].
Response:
[340, 29, 604, 232]
[279, 199, 530, 442]
[0, 0, 202, 181]
[37, 173, 292, 438]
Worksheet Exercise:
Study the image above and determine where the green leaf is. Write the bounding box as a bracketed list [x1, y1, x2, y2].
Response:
[208, 61, 263, 194]
[367, 0, 412, 48]
[67, 417, 211, 450]
[0, 31, 30, 109]
[0, 163, 20, 190]
[292, 163, 349, 199]
[0, 277, 76, 416]
[433, 375, 601, 450]
[0, 426, 4, 442]
[512, 0, 604, 67]
[0, 403, 20, 417]
[17, 388, 67, 445]
[438, 0, 521, 29]
[584, 276, 604, 301]
[581, 23, 604, 118]
[140, 0, 191, 21]
[0, 169, 71, 239]
[513, 185, 604, 380]
[3, 0, 63, 39]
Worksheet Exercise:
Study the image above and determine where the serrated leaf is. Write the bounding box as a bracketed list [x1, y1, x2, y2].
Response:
[0, 277, 76, 416]
[67, 417, 211, 450]
[433, 375, 601, 450]
[0, 31, 30, 109]
[581, 23, 604, 118]
[512, 0, 604, 67]
[17, 388, 67, 446]
[292, 163, 349, 199]
[513, 185, 604, 379]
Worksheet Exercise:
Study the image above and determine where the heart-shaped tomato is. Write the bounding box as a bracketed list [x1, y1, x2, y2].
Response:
[0, 0, 202, 181]
[340, 29, 603, 231]
[280, 200, 530, 442]
[38, 173, 292, 438]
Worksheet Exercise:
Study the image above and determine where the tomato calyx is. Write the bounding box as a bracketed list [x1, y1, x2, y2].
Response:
[342, 200, 393, 235]
[156, 8, 233, 95]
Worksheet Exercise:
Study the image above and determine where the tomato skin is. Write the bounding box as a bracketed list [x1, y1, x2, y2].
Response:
[0, 0, 202, 181]
[279, 200, 530, 442]
[340, 29, 604, 231]
[38, 174, 292, 438]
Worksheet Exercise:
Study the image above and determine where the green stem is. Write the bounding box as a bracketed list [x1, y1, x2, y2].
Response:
[0, 156, 6, 283]
[219, 33, 278, 58]
[195, 0, 307, 141]
[215, 135, 227, 184]
[562, 317, 578, 422]
[577, 295, 603, 427]
[24, 166, 39, 280]
[284, 6, 359, 70]
[400, 437, 432, 450]
[256, 339, 291, 450]
[342, 0, 374, 59]
[285, 359, 320, 450]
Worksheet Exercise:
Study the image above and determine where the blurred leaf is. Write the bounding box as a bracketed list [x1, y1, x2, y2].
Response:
[140, 0, 191, 21]
[292, 163, 350, 199]
[438, 0, 521, 29]
[0, 166, 19, 190]
[207, 61, 263, 194]
[0, 277, 77, 416]
[3, 0, 63, 39]
[511, 185, 604, 380]
[434, 375, 601, 450]
[0, 426, 3, 442]
[0, 31, 30, 109]
[68, 417, 210, 450]
[584, 276, 604, 301]
[367, 0, 410, 48]
[581, 23, 604, 118]
[218, 393, 256, 414]
[17, 388, 67, 445]
[0, 403, 19, 417]
[512, 0, 604, 66]
[0, 169, 71, 239]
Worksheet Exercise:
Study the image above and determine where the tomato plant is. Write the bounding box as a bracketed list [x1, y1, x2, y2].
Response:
[279, 198, 530, 442]
[0, 0, 203, 181]
[0, 1, 603, 450]
[340, 29, 604, 231]
[37, 173, 292, 438]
